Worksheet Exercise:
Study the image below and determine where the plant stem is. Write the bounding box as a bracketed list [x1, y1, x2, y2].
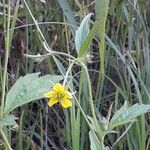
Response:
[63, 60, 76, 86]
[81, 63, 103, 141]
[0, 1, 12, 149]
[0, 129, 12, 150]
[101, 139, 105, 150]
[1, 0, 11, 118]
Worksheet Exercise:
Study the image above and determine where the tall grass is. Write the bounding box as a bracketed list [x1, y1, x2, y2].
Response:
[1, 0, 150, 149]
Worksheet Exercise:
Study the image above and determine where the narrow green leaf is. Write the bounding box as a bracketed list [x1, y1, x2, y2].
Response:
[89, 131, 101, 150]
[95, 0, 109, 78]
[4, 73, 63, 114]
[56, 0, 77, 32]
[9, 0, 20, 49]
[75, 13, 93, 53]
[78, 21, 99, 58]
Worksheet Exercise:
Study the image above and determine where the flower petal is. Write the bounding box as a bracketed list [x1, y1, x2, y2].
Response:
[44, 91, 55, 98]
[53, 83, 64, 92]
[65, 91, 73, 99]
[48, 97, 58, 107]
[61, 98, 72, 108]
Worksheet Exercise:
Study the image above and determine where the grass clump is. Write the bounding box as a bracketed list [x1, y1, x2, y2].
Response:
[1, 0, 150, 149]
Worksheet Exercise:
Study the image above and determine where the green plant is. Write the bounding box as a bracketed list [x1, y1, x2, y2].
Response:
[1, 0, 150, 149]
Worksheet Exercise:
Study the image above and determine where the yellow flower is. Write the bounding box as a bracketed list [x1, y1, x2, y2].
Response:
[44, 83, 73, 108]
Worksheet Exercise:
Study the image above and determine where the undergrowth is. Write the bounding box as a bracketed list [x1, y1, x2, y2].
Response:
[0, 0, 150, 150]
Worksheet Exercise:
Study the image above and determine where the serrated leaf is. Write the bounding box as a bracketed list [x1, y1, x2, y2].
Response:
[109, 101, 150, 129]
[0, 115, 17, 126]
[89, 131, 101, 150]
[75, 13, 93, 53]
[4, 73, 63, 114]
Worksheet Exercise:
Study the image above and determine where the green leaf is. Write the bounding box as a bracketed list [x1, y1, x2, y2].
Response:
[87, 115, 106, 133]
[75, 13, 93, 53]
[95, 0, 109, 78]
[56, 0, 77, 32]
[0, 115, 17, 126]
[109, 101, 150, 129]
[4, 73, 63, 114]
[89, 131, 101, 150]
[78, 21, 99, 58]
[95, 0, 109, 20]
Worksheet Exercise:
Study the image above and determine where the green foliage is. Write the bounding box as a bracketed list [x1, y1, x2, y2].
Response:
[56, 0, 77, 32]
[109, 102, 150, 129]
[75, 13, 93, 53]
[77, 21, 98, 58]
[94, 0, 109, 80]
[1, 0, 150, 149]
[0, 115, 17, 126]
[89, 131, 101, 150]
[88, 115, 106, 133]
[88, 101, 150, 149]
[4, 73, 63, 114]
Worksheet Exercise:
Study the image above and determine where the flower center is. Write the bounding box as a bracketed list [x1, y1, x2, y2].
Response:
[56, 93, 65, 101]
